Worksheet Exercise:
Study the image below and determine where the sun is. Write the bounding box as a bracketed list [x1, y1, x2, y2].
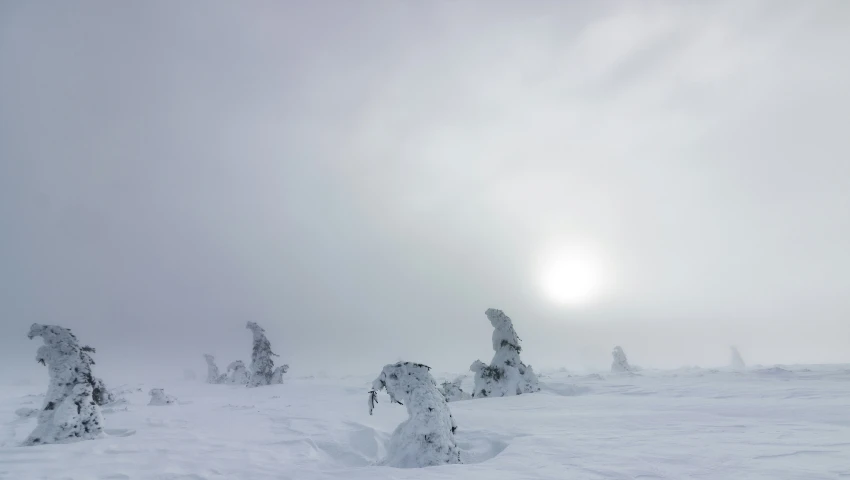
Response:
[539, 247, 605, 306]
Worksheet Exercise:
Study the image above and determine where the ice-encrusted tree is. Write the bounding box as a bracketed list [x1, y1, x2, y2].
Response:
[611, 346, 631, 373]
[226, 360, 250, 385]
[246, 321, 288, 387]
[204, 354, 226, 384]
[148, 388, 177, 406]
[370, 362, 461, 468]
[730, 346, 746, 369]
[23, 324, 104, 446]
[78, 346, 114, 405]
[470, 308, 540, 398]
[439, 376, 469, 402]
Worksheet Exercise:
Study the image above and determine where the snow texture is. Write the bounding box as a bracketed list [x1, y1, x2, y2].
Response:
[246, 321, 287, 387]
[470, 309, 540, 398]
[148, 388, 177, 406]
[731, 346, 746, 369]
[611, 346, 632, 373]
[226, 360, 250, 385]
[2, 364, 850, 478]
[204, 354, 226, 384]
[23, 324, 105, 445]
[439, 376, 470, 402]
[371, 362, 461, 468]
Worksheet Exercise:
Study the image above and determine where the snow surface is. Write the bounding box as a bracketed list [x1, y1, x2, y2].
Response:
[2, 364, 850, 479]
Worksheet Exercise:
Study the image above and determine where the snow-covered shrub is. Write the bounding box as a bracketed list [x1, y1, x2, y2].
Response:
[23, 324, 105, 445]
[370, 362, 461, 468]
[204, 354, 226, 384]
[246, 322, 287, 387]
[148, 388, 177, 406]
[730, 346, 746, 369]
[226, 360, 250, 385]
[611, 346, 631, 373]
[439, 376, 470, 402]
[470, 309, 540, 398]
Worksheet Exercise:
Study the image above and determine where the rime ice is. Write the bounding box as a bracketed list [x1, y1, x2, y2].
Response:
[470, 309, 540, 398]
[23, 324, 105, 446]
[370, 362, 462, 468]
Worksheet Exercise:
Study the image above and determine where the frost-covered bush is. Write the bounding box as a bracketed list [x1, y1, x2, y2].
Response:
[23, 324, 105, 446]
[730, 346, 746, 369]
[370, 362, 461, 468]
[226, 360, 250, 385]
[246, 322, 287, 387]
[611, 346, 631, 373]
[148, 388, 177, 406]
[439, 376, 470, 402]
[204, 354, 226, 384]
[470, 309, 540, 398]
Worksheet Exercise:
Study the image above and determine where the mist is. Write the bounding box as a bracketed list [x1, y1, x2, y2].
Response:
[2, 1, 849, 384]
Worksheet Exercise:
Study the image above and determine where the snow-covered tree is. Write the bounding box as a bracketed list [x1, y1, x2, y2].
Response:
[204, 354, 226, 384]
[730, 346, 746, 369]
[439, 376, 470, 402]
[148, 388, 177, 406]
[246, 321, 286, 386]
[226, 360, 250, 385]
[77, 344, 114, 406]
[370, 362, 461, 468]
[611, 346, 631, 373]
[23, 324, 104, 446]
[470, 308, 540, 398]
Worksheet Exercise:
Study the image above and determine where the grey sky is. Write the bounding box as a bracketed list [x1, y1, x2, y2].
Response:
[2, 1, 849, 382]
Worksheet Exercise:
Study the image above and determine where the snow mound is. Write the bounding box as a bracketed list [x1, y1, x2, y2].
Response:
[148, 388, 177, 406]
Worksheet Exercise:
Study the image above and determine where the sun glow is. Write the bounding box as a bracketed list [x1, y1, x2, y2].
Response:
[539, 246, 606, 306]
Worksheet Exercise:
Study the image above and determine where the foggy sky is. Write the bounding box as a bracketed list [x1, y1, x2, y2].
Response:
[2, 1, 849, 383]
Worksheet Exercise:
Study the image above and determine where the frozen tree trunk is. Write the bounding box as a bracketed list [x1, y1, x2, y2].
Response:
[611, 346, 632, 373]
[371, 362, 461, 468]
[470, 309, 540, 398]
[439, 376, 469, 402]
[148, 388, 177, 406]
[226, 360, 250, 385]
[204, 354, 225, 384]
[246, 322, 286, 386]
[23, 324, 104, 446]
[730, 346, 746, 369]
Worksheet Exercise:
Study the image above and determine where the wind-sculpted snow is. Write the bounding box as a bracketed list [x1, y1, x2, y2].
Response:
[22, 324, 105, 445]
[1, 365, 849, 478]
[470, 309, 540, 398]
[611, 346, 631, 373]
[370, 362, 462, 468]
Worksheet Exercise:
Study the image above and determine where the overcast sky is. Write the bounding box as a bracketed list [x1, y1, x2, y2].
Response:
[2, 1, 849, 383]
